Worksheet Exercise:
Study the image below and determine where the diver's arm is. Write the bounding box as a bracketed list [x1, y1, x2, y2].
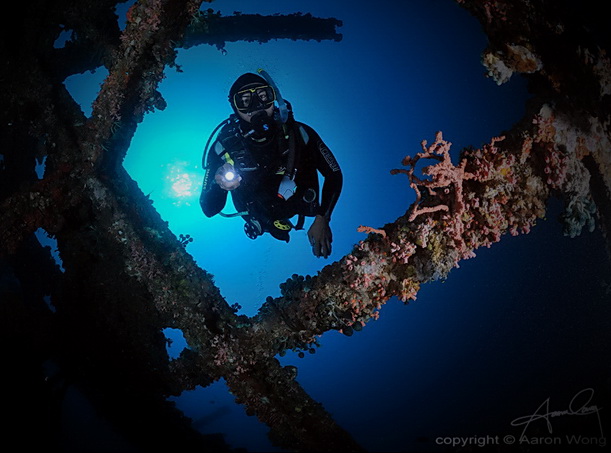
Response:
[318, 171, 343, 221]
[308, 214, 332, 258]
[200, 183, 227, 218]
[199, 146, 228, 218]
[305, 125, 343, 222]
[301, 124, 342, 258]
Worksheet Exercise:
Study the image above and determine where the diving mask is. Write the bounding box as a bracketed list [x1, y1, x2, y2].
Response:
[232, 84, 275, 113]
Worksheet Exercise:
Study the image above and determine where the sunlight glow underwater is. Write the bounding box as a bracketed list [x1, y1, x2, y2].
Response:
[163, 160, 200, 206]
[63, 68, 200, 207]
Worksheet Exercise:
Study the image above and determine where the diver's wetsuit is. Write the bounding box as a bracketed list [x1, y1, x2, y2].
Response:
[200, 117, 342, 239]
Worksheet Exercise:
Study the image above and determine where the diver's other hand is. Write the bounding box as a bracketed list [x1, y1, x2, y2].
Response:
[307, 215, 332, 258]
[215, 163, 241, 190]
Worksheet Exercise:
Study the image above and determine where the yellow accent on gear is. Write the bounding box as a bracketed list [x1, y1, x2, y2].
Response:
[222, 153, 235, 166]
[273, 220, 291, 231]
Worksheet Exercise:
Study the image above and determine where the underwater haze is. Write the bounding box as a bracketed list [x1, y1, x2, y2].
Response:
[62, 0, 611, 452]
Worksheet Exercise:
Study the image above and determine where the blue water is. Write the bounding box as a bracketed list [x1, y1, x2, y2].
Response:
[64, 1, 611, 451]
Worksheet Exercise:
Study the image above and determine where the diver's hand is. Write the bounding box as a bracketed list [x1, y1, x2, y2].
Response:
[307, 215, 332, 258]
[215, 163, 241, 190]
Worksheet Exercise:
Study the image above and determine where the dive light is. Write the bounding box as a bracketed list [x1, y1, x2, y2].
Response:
[218, 162, 240, 185]
[223, 167, 238, 182]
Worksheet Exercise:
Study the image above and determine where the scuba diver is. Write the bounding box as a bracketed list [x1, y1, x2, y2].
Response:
[199, 70, 342, 258]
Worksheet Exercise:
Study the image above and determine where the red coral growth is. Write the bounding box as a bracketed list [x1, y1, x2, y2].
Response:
[391, 132, 476, 223]
[126, 4, 136, 23]
[391, 131, 548, 267]
[357, 225, 387, 238]
[391, 132, 480, 260]
[531, 109, 571, 189]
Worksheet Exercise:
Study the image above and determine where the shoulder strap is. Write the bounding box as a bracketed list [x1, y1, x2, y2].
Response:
[283, 120, 310, 179]
[202, 116, 235, 168]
